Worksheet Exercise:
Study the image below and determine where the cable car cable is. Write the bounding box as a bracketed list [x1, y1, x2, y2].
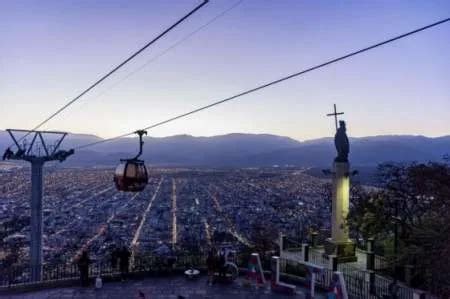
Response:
[74, 17, 450, 151]
[83, 0, 244, 106]
[10, 0, 209, 147]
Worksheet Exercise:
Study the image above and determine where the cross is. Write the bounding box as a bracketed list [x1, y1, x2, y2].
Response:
[326, 104, 344, 131]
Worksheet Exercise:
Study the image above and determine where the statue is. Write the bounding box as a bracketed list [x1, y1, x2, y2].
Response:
[334, 120, 349, 162]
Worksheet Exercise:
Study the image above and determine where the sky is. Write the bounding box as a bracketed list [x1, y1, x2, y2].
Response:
[1, 0, 449, 142]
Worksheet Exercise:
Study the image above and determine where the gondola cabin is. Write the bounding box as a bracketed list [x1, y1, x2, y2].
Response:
[114, 160, 148, 192]
[113, 130, 148, 192]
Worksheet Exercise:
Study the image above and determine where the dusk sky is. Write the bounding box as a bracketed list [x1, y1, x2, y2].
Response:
[1, 0, 449, 141]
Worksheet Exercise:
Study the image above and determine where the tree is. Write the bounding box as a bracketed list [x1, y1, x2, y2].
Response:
[248, 219, 278, 266]
[348, 162, 450, 296]
[348, 187, 391, 250]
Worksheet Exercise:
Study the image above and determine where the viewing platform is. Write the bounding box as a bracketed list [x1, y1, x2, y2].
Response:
[0, 254, 330, 299]
[2, 275, 327, 299]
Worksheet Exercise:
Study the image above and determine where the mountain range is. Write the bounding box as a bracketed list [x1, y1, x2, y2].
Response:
[1, 131, 448, 168]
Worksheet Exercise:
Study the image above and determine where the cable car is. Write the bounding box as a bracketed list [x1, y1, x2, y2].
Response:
[114, 130, 148, 192]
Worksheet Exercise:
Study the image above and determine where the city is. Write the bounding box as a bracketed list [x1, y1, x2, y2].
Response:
[0, 166, 332, 280]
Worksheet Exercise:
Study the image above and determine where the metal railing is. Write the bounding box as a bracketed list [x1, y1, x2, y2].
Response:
[279, 235, 438, 299]
[374, 255, 390, 271]
[0, 253, 438, 299]
[0, 254, 205, 288]
[309, 248, 329, 267]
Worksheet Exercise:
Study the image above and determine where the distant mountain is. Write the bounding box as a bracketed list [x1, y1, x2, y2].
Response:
[247, 135, 450, 167]
[72, 133, 302, 167]
[0, 131, 448, 167]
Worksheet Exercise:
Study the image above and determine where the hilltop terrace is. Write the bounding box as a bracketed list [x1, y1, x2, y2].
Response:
[2, 275, 328, 299]
[1, 254, 328, 299]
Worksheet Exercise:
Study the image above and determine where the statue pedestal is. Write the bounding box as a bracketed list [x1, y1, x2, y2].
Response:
[325, 239, 357, 263]
[325, 161, 357, 263]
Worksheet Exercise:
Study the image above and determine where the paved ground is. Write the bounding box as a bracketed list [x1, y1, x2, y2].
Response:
[1, 276, 327, 299]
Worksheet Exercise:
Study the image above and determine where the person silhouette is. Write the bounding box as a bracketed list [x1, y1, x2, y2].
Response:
[77, 250, 90, 287]
[119, 246, 131, 281]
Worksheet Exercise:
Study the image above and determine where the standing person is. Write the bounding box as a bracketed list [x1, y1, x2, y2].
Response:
[111, 245, 120, 272]
[218, 250, 226, 278]
[119, 246, 131, 281]
[77, 250, 90, 287]
[206, 249, 215, 285]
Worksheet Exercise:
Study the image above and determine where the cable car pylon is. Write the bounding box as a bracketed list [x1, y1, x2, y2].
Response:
[2, 129, 74, 282]
[114, 130, 149, 192]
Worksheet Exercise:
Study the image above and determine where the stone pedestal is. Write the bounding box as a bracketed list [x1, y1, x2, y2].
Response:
[325, 161, 357, 263]
[324, 239, 357, 263]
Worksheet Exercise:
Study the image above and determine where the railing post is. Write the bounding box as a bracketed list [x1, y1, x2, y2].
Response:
[404, 264, 414, 286]
[279, 233, 284, 251]
[366, 237, 374, 252]
[311, 231, 318, 248]
[329, 255, 338, 271]
[302, 243, 309, 262]
[366, 251, 375, 271]
[282, 234, 288, 251]
[366, 270, 375, 295]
